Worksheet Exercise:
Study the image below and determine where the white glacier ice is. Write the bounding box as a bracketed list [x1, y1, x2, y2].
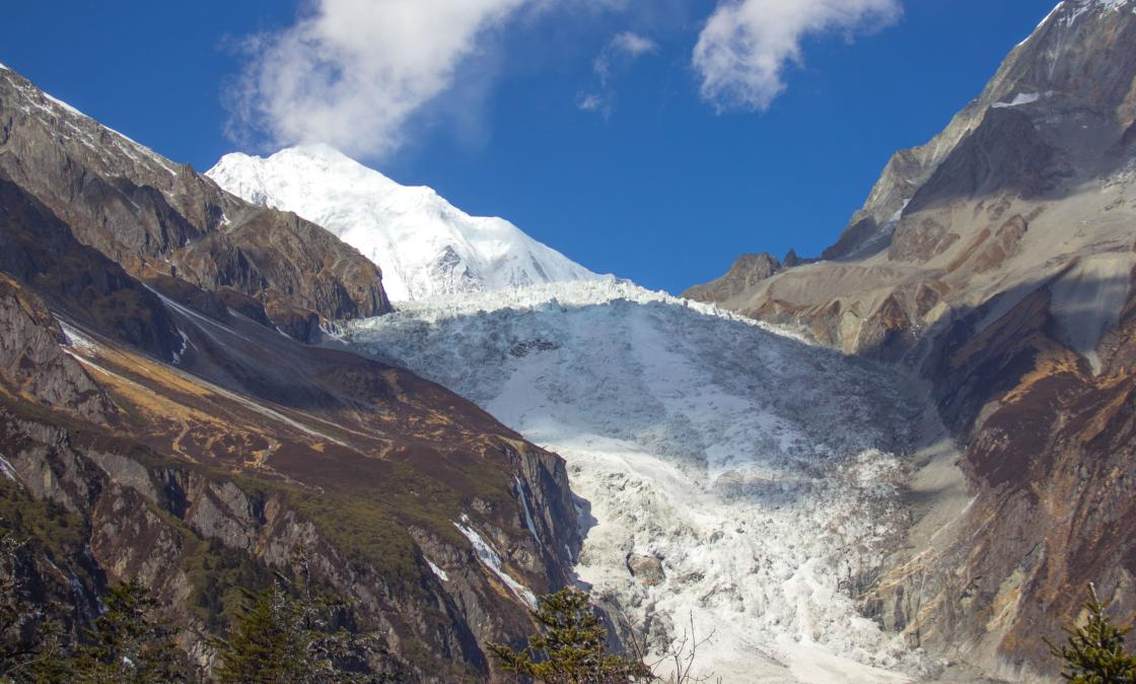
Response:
[206, 145, 599, 302]
[344, 278, 936, 683]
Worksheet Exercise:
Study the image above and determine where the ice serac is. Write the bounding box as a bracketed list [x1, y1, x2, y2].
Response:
[685, 1, 1136, 679]
[206, 145, 599, 302]
[345, 279, 948, 683]
[0, 64, 583, 681]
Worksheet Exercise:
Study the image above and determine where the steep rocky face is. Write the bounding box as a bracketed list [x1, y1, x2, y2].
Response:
[0, 65, 582, 680]
[685, 1, 1136, 678]
[868, 271, 1136, 680]
[0, 66, 390, 341]
[690, 0, 1136, 361]
[0, 171, 183, 360]
[0, 274, 115, 424]
[822, 0, 1136, 262]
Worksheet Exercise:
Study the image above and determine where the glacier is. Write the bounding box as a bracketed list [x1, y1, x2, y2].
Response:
[343, 278, 941, 683]
[206, 145, 599, 302]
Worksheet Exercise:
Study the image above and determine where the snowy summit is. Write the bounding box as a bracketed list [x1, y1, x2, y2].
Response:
[206, 145, 599, 302]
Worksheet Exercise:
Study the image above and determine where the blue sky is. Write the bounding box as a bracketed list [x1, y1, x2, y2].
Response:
[1, 1, 1055, 294]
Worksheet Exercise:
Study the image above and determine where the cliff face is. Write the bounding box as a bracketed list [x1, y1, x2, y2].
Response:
[684, 1, 1136, 678]
[868, 272, 1136, 679]
[0, 64, 580, 680]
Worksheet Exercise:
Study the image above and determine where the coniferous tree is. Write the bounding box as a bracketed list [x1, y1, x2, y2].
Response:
[213, 583, 317, 684]
[72, 579, 190, 683]
[214, 557, 383, 684]
[488, 588, 653, 684]
[1048, 584, 1136, 684]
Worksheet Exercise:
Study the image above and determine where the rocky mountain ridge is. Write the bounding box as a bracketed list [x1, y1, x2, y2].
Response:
[684, 1, 1136, 679]
[1, 65, 390, 344]
[0, 63, 583, 680]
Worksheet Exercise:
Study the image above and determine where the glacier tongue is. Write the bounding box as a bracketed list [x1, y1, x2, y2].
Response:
[344, 279, 935, 683]
[205, 145, 599, 302]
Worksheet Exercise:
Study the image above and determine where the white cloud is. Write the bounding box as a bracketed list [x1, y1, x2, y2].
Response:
[579, 30, 659, 115]
[693, 0, 902, 111]
[228, 0, 534, 158]
[611, 31, 659, 58]
[227, 0, 903, 153]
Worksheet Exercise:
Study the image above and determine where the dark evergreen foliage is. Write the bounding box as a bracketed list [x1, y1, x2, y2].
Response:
[1048, 584, 1136, 684]
[71, 580, 190, 683]
[214, 551, 390, 684]
[489, 588, 653, 684]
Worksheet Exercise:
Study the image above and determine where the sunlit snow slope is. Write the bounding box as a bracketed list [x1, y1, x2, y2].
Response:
[344, 279, 937, 683]
[206, 145, 598, 302]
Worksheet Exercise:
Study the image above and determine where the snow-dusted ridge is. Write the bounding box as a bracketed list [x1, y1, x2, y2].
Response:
[0, 66, 179, 177]
[1020, 0, 1135, 46]
[344, 279, 938, 683]
[206, 145, 599, 302]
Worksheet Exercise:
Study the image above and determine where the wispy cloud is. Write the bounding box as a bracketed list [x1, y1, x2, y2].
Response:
[578, 31, 659, 116]
[693, 0, 902, 111]
[612, 31, 659, 58]
[226, 0, 533, 159]
[577, 93, 606, 112]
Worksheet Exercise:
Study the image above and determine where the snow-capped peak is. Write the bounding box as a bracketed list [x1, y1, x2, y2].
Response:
[206, 144, 599, 302]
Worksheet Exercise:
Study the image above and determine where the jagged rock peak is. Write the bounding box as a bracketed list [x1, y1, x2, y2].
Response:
[682, 252, 781, 303]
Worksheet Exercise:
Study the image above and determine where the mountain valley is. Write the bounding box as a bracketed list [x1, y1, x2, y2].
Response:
[1, 1, 1135, 682]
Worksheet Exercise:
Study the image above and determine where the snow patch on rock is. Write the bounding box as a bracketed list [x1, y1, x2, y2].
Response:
[0, 456, 20, 484]
[58, 320, 100, 355]
[426, 559, 450, 582]
[515, 477, 541, 544]
[992, 92, 1044, 108]
[454, 516, 537, 608]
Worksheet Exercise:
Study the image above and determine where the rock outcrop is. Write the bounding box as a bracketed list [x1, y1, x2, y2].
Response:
[682, 252, 782, 303]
